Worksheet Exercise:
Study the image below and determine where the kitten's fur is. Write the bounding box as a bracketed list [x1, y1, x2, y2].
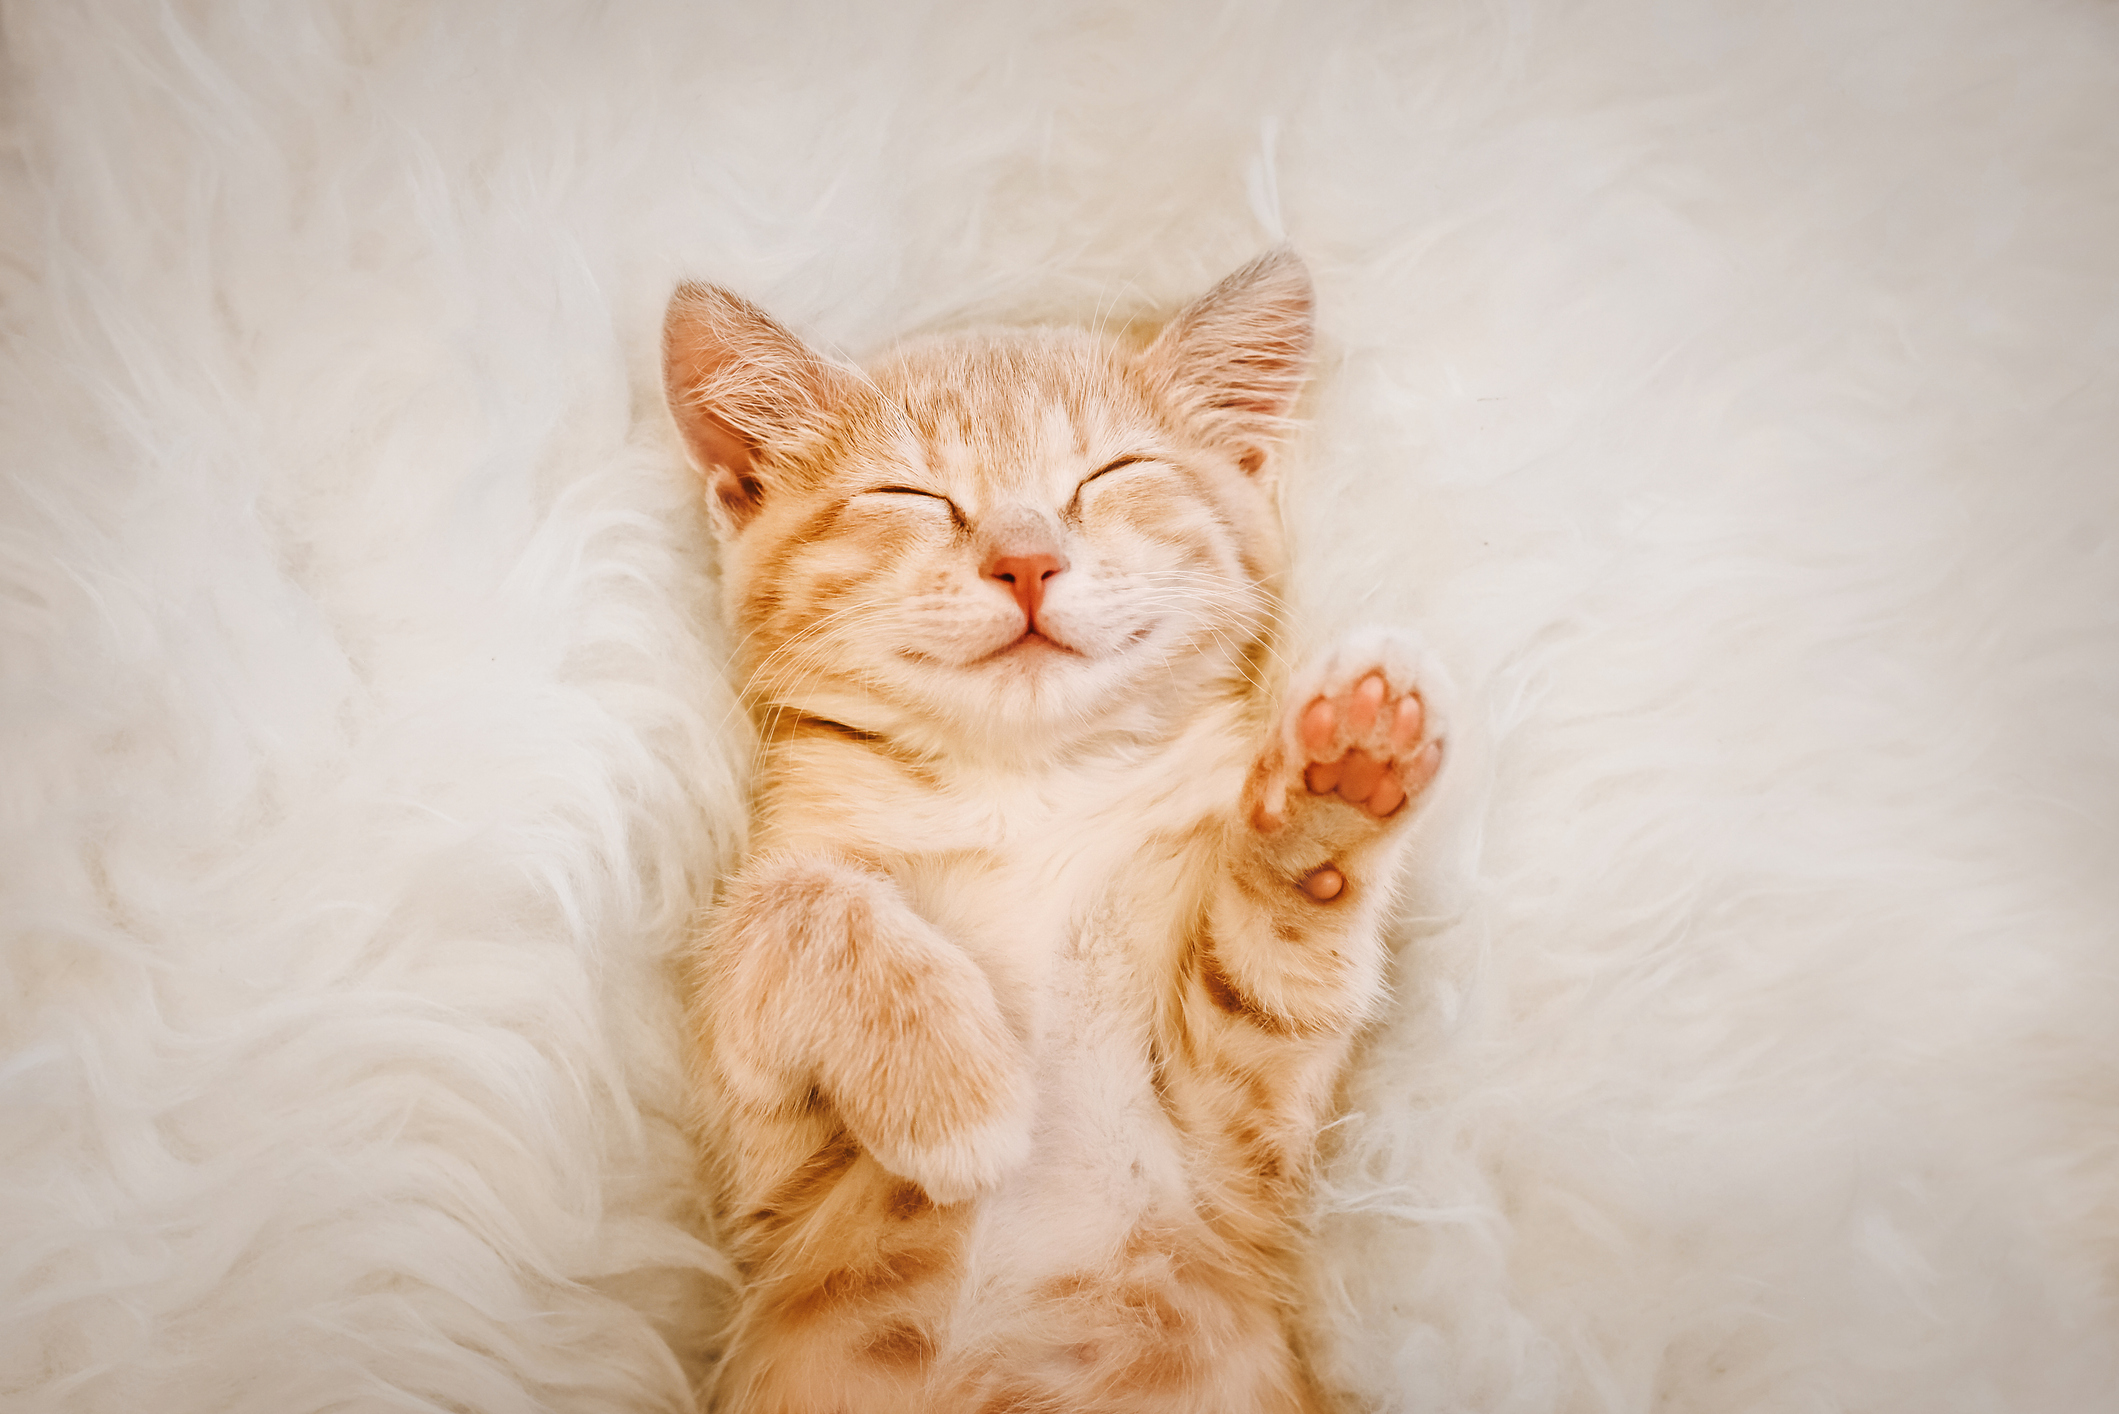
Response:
[665, 251, 1448, 1414]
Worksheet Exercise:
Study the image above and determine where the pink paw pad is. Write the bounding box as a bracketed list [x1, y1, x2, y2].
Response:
[1300, 866, 1345, 901]
[1297, 674, 1442, 819]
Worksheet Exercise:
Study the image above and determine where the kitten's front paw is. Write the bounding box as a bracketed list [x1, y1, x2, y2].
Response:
[1250, 628, 1450, 846]
[865, 1101, 1035, 1207]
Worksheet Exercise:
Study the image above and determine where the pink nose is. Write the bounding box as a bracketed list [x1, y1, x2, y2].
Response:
[986, 552, 1067, 622]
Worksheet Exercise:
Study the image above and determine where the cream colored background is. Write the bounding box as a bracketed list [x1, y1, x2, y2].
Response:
[3, 2, 2115, 1409]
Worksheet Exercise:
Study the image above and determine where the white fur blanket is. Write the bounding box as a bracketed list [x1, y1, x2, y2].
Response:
[3, 2, 2114, 1409]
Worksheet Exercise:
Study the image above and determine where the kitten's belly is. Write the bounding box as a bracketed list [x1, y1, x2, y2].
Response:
[977, 940, 1182, 1265]
[938, 855, 1193, 1288]
[878, 743, 1244, 1290]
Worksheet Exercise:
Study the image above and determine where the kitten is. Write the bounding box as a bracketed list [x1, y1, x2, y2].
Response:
[664, 250, 1448, 1414]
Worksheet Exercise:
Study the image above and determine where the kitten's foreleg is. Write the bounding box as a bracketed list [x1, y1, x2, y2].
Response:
[702, 852, 1034, 1205]
[1204, 628, 1451, 1037]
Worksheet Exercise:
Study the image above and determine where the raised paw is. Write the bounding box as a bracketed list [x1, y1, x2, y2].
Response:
[1296, 675, 1439, 819]
[1250, 628, 1450, 840]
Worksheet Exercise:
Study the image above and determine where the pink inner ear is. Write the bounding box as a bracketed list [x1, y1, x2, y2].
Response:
[1142, 250, 1315, 441]
[677, 387, 769, 528]
[681, 396, 757, 480]
[661, 281, 867, 536]
[663, 301, 764, 484]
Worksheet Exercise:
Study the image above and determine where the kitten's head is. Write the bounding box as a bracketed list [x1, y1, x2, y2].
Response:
[662, 250, 1313, 762]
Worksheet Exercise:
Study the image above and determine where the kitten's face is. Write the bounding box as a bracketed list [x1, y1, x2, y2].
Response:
[663, 253, 1314, 759]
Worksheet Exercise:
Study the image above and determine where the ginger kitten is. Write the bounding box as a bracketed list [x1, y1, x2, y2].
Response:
[664, 250, 1448, 1413]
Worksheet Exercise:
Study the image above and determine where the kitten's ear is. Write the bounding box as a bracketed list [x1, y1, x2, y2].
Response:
[662, 283, 860, 534]
[1140, 247, 1314, 475]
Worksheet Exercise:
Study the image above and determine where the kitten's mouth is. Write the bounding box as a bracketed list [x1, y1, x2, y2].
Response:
[989, 629, 1078, 660]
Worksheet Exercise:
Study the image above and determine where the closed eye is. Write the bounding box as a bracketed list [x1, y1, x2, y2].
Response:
[861, 485, 968, 530]
[1082, 455, 1147, 486]
[1068, 455, 1152, 517]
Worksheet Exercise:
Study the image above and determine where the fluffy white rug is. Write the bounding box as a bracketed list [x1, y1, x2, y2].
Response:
[4, 1, 2115, 1409]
